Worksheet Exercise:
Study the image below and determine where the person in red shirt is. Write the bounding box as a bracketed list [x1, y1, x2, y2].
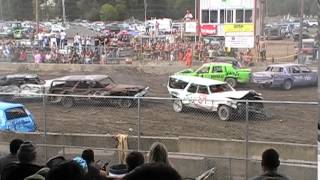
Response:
[184, 48, 193, 67]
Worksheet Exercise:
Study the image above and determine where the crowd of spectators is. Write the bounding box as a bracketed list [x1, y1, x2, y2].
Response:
[0, 139, 291, 180]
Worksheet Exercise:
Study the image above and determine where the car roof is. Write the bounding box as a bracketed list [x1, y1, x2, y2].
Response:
[202, 62, 232, 66]
[170, 75, 227, 86]
[6, 74, 39, 79]
[0, 102, 24, 111]
[268, 64, 306, 68]
[54, 75, 109, 81]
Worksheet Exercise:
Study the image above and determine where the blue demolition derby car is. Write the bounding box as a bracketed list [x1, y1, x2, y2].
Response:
[0, 102, 36, 132]
[252, 64, 317, 90]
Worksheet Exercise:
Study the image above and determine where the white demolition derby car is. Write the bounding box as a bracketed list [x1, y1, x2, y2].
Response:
[167, 75, 266, 121]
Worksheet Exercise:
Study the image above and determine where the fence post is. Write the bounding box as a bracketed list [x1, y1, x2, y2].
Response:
[137, 98, 141, 151]
[245, 100, 249, 180]
[42, 94, 48, 161]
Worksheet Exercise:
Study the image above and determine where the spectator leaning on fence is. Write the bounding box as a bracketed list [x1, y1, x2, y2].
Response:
[250, 148, 290, 180]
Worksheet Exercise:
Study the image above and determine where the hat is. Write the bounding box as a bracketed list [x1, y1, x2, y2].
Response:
[108, 164, 128, 178]
[18, 141, 36, 163]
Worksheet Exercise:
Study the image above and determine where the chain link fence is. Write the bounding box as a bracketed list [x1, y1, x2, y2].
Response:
[0, 93, 317, 179]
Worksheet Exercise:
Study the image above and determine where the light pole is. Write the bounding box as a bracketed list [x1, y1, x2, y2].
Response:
[36, 0, 39, 33]
[0, 0, 3, 21]
[298, 0, 304, 52]
[144, 0, 147, 22]
[62, 0, 66, 26]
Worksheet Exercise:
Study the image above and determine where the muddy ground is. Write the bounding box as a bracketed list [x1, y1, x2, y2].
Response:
[3, 62, 317, 145]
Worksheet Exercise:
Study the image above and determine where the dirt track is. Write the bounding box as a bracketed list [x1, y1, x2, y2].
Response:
[4, 63, 317, 145]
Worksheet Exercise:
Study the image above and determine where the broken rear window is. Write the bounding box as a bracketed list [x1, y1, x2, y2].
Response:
[169, 78, 188, 90]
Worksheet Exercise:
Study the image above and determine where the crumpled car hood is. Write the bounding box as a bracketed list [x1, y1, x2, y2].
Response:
[216, 90, 261, 100]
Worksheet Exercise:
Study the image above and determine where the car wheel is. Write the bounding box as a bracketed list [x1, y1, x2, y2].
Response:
[118, 99, 133, 108]
[218, 105, 233, 121]
[225, 78, 237, 88]
[61, 97, 75, 108]
[283, 80, 293, 90]
[173, 100, 183, 113]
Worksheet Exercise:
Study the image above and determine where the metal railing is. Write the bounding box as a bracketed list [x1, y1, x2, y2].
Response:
[0, 93, 317, 179]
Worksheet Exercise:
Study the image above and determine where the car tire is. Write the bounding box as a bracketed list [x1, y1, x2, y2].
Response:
[283, 79, 293, 90]
[173, 100, 183, 113]
[61, 97, 75, 108]
[218, 105, 233, 121]
[225, 78, 237, 88]
[118, 99, 133, 108]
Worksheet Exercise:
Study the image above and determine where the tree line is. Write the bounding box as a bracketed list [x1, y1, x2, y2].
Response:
[0, 0, 317, 21]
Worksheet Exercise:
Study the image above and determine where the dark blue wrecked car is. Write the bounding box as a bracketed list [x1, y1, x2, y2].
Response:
[0, 102, 36, 132]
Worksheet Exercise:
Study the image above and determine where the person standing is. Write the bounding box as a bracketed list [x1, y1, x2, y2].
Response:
[60, 30, 66, 49]
[184, 48, 193, 67]
[250, 148, 290, 180]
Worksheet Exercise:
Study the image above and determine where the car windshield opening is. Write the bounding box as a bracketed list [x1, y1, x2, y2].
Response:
[99, 77, 115, 87]
[209, 84, 232, 93]
[5, 107, 28, 120]
[169, 78, 188, 90]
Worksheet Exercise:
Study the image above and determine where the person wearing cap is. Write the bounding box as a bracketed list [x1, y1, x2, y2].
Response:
[0, 139, 24, 177]
[107, 164, 127, 179]
[250, 148, 290, 180]
[1, 142, 43, 180]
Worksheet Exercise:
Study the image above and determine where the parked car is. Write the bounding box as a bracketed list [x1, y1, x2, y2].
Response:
[167, 75, 265, 121]
[176, 63, 251, 88]
[252, 64, 317, 90]
[0, 102, 36, 132]
[47, 75, 149, 108]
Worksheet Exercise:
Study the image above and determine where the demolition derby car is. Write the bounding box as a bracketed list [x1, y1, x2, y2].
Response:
[0, 74, 45, 100]
[0, 102, 36, 132]
[252, 64, 317, 90]
[167, 75, 265, 121]
[176, 63, 251, 88]
[47, 75, 149, 108]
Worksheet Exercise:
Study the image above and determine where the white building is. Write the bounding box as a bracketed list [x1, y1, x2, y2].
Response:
[197, 0, 261, 48]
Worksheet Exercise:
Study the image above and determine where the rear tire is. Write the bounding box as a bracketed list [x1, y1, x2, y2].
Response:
[61, 97, 75, 108]
[118, 99, 133, 108]
[283, 79, 293, 90]
[225, 78, 237, 88]
[218, 105, 234, 121]
[173, 100, 183, 113]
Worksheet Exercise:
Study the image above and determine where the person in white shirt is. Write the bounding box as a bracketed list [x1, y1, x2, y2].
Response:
[60, 30, 66, 49]
[184, 10, 193, 21]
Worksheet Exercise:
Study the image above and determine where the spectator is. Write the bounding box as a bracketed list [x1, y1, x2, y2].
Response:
[148, 142, 170, 166]
[184, 10, 193, 21]
[1, 142, 43, 180]
[60, 30, 66, 49]
[123, 163, 182, 180]
[0, 139, 24, 176]
[126, 151, 144, 172]
[250, 148, 290, 180]
[107, 164, 127, 179]
[46, 160, 85, 180]
[81, 149, 107, 180]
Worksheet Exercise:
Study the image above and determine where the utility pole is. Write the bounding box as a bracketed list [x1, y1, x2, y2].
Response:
[62, 0, 66, 26]
[299, 0, 304, 51]
[0, 0, 3, 21]
[36, 0, 39, 33]
[144, 0, 147, 22]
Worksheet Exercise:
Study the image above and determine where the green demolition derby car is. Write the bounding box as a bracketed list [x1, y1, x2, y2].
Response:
[176, 63, 251, 88]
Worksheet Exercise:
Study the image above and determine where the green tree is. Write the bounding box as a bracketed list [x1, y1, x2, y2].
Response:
[100, 3, 119, 21]
[115, 3, 127, 20]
